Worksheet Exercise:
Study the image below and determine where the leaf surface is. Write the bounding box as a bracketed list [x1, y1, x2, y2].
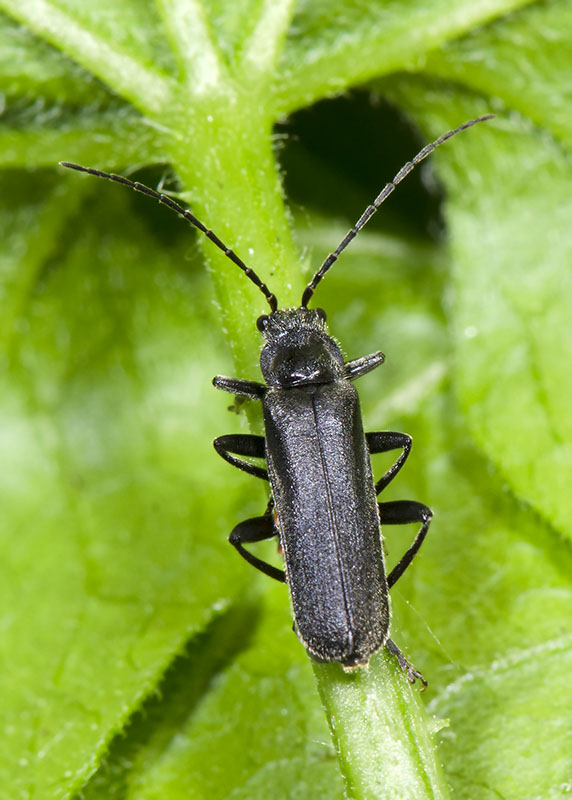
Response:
[0, 1, 570, 798]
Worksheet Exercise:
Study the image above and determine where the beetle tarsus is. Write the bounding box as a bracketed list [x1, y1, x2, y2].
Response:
[385, 637, 427, 689]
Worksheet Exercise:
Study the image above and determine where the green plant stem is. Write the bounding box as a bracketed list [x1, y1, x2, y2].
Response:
[164, 98, 304, 378]
[314, 652, 450, 800]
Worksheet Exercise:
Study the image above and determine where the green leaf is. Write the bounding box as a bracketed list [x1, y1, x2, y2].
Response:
[0, 13, 109, 103]
[103, 590, 344, 800]
[423, 0, 572, 146]
[0, 105, 165, 168]
[0, 0, 177, 113]
[1, 1, 571, 798]
[383, 79, 572, 543]
[273, 0, 535, 114]
[0, 175, 256, 798]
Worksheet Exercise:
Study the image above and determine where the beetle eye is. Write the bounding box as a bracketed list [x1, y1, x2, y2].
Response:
[257, 315, 269, 332]
[316, 308, 327, 323]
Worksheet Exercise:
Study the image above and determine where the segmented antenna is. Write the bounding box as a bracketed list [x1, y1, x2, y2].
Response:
[59, 162, 278, 312]
[301, 114, 494, 307]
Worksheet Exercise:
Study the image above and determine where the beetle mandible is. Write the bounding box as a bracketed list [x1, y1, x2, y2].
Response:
[61, 113, 492, 684]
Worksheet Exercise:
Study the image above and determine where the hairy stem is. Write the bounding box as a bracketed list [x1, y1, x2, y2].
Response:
[315, 651, 450, 800]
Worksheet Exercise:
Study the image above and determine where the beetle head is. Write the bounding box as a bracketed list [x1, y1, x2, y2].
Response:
[258, 308, 344, 388]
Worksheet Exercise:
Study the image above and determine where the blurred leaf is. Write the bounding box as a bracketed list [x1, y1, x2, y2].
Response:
[382, 80, 572, 543]
[273, 0, 534, 114]
[0, 13, 109, 103]
[115, 591, 343, 800]
[0, 176, 256, 798]
[423, 0, 572, 145]
[0, 105, 165, 168]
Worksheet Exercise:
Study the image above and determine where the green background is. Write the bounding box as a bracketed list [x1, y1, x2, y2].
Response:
[0, 1, 571, 798]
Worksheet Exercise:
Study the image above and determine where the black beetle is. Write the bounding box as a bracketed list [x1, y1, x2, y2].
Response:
[60, 113, 492, 684]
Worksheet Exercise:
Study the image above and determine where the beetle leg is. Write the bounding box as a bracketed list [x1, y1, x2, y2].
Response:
[213, 375, 266, 400]
[213, 434, 268, 480]
[385, 637, 427, 688]
[229, 514, 286, 583]
[366, 431, 412, 494]
[378, 500, 433, 588]
[344, 351, 385, 380]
